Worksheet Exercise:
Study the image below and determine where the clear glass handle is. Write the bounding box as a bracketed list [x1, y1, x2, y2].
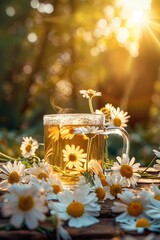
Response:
[104, 127, 130, 156]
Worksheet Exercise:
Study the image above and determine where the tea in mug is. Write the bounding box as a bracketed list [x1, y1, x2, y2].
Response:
[43, 114, 105, 185]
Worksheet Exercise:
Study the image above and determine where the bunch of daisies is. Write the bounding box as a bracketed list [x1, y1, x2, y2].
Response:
[0, 136, 101, 238]
[79, 89, 130, 129]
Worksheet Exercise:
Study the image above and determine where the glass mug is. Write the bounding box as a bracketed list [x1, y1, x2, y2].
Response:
[43, 113, 129, 186]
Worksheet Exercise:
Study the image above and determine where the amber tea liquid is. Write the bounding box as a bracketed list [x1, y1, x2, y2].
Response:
[43, 114, 105, 186]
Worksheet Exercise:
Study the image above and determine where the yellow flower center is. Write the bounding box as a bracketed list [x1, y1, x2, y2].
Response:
[136, 218, 150, 228]
[69, 128, 74, 134]
[67, 201, 84, 217]
[8, 171, 20, 184]
[100, 107, 111, 118]
[95, 187, 106, 200]
[110, 184, 122, 197]
[113, 117, 122, 127]
[52, 184, 62, 194]
[120, 164, 133, 178]
[154, 195, 160, 201]
[37, 172, 49, 180]
[18, 195, 34, 211]
[88, 89, 95, 98]
[69, 154, 77, 162]
[25, 144, 32, 152]
[127, 201, 143, 216]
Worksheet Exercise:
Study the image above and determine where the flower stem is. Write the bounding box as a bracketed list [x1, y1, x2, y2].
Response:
[89, 97, 94, 114]
[0, 152, 17, 161]
[140, 156, 157, 175]
[86, 137, 93, 171]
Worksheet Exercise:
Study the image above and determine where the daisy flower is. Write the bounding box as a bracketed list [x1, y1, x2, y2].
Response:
[85, 126, 104, 135]
[150, 185, 160, 201]
[92, 174, 107, 201]
[62, 144, 87, 170]
[79, 89, 102, 99]
[2, 184, 48, 229]
[73, 127, 89, 135]
[60, 126, 75, 140]
[49, 187, 101, 228]
[111, 190, 149, 222]
[107, 107, 130, 128]
[153, 159, 160, 172]
[0, 161, 26, 190]
[46, 174, 64, 200]
[111, 154, 141, 187]
[153, 148, 160, 158]
[80, 160, 108, 187]
[74, 126, 104, 136]
[29, 177, 52, 196]
[146, 197, 160, 219]
[20, 137, 39, 158]
[105, 174, 128, 200]
[50, 215, 71, 240]
[48, 126, 60, 142]
[26, 161, 53, 180]
[79, 89, 102, 113]
[95, 103, 113, 121]
[120, 218, 160, 234]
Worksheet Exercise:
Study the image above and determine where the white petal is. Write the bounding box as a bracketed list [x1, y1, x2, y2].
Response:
[10, 212, 24, 228]
[25, 211, 39, 229]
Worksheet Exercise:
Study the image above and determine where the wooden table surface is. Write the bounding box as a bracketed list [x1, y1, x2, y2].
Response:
[0, 173, 160, 240]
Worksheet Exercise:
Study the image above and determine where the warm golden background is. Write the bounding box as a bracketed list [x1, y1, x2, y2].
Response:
[0, 0, 160, 164]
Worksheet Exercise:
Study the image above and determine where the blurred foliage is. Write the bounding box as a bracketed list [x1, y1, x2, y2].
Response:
[0, 0, 160, 164]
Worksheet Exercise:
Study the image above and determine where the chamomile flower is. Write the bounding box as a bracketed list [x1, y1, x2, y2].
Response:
[2, 184, 47, 229]
[95, 103, 113, 121]
[153, 148, 160, 158]
[105, 174, 128, 200]
[26, 161, 53, 180]
[79, 89, 102, 99]
[85, 126, 104, 135]
[48, 126, 60, 142]
[51, 215, 72, 240]
[29, 177, 52, 196]
[62, 144, 87, 170]
[73, 127, 88, 135]
[107, 107, 130, 128]
[49, 187, 100, 228]
[146, 197, 160, 219]
[0, 161, 26, 190]
[46, 174, 64, 200]
[111, 190, 149, 222]
[20, 137, 39, 158]
[92, 174, 107, 201]
[120, 218, 160, 234]
[153, 159, 160, 172]
[111, 154, 141, 187]
[74, 126, 104, 137]
[150, 185, 160, 201]
[60, 126, 75, 140]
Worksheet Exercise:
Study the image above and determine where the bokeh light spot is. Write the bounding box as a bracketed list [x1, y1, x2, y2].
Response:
[30, 0, 39, 9]
[6, 6, 15, 17]
[104, 5, 115, 18]
[23, 65, 32, 75]
[117, 28, 129, 43]
[27, 32, 38, 43]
